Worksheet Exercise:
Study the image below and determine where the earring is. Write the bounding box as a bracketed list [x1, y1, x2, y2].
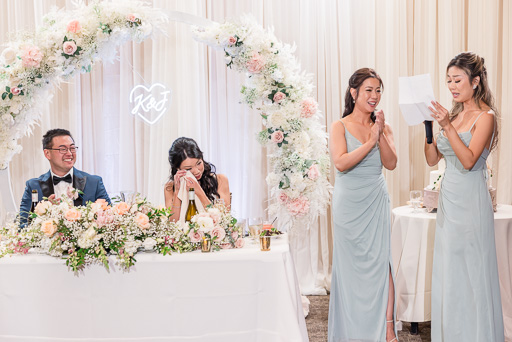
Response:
[473, 84, 477, 90]
[352, 98, 355, 103]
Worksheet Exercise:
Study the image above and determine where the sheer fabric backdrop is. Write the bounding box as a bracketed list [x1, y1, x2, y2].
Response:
[2, 0, 511, 295]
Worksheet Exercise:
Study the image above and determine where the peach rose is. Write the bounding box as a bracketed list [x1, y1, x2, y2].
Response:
[21, 45, 42, 68]
[41, 220, 57, 237]
[63, 41, 77, 55]
[273, 91, 286, 104]
[246, 52, 265, 73]
[300, 98, 318, 118]
[188, 230, 203, 243]
[113, 202, 130, 215]
[235, 237, 245, 248]
[211, 226, 226, 241]
[271, 130, 284, 143]
[66, 20, 82, 33]
[307, 164, 320, 181]
[135, 212, 150, 229]
[64, 208, 81, 222]
[34, 201, 51, 215]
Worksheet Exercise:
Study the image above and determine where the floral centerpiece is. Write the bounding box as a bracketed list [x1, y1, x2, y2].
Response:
[0, 192, 244, 273]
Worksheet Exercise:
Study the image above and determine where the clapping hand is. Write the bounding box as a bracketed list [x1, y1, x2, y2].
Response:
[370, 110, 385, 144]
[429, 101, 450, 129]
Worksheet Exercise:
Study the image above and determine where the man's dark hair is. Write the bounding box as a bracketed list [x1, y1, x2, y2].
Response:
[42, 129, 74, 149]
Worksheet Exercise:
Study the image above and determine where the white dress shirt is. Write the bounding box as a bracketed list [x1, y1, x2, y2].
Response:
[50, 169, 74, 200]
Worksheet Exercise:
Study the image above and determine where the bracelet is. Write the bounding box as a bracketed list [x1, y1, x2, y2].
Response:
[173, 204, 181, 208]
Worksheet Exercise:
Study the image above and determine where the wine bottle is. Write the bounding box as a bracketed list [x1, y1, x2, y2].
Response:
[28, 189, 38, 224]
[185, 188, 198, 222]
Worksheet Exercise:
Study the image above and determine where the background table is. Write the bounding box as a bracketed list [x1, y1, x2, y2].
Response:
[391, 204, 512, 340]
[0, 235, 308, 342]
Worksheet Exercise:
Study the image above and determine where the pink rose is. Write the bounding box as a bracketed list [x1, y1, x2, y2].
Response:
[66, 186, 79, 200]
[286, 196, 310, 216]
[188, 230, 203, 243]
[300, 98, 318, 118]
[220, 243, 232, 249]
[235, 237, 245, 248]
[135, 212, 150, 229]
[271, 130, 284, 143]
[95, 211, 114, 227]
[231, 231, 239, 240]
[273, 91, 286, 104]
[113, 202, 130, 215]
[211, 226, 226, 241]
[126, 13, 138, 22]
[66, 20, 82, 33]
[64, 208, 81, 222]
[62, 41, 77, 55]
[279, 192, 289, 204]
[246, 52, 265, 73]
[41, 220, 57, 237]
[21, 45, 42, 68]
[228, 36, 237, 45]
[307, 164, 320, 181]
[11, 87, 21, 96]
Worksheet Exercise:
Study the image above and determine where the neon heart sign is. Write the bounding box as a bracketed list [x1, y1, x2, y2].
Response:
[129, 83, 171, 125]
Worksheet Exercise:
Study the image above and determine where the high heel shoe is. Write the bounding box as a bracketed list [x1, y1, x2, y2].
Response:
[386, 320, 398, 342]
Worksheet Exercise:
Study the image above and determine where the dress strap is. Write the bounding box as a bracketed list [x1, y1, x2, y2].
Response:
[468, 111, 488, 131]
[489, 110, 496, 146]
[339, 119, 346, 128]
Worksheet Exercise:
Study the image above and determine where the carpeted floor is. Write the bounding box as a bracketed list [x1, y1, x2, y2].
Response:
[305, 295, 432, 342]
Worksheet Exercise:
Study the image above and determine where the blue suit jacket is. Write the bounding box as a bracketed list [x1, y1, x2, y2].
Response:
[19, 168, 111, 227]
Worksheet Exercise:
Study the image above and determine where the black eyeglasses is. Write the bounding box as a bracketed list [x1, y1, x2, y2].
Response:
[46, 146, 78, 154]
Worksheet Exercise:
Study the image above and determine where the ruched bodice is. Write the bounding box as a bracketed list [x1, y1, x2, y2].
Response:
[341, 129, 383, 177]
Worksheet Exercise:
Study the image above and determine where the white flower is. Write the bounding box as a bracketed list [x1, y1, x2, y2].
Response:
[143, 237, 157, 251]
[196, 216, 214, 233]
[1, 48, 17, 65]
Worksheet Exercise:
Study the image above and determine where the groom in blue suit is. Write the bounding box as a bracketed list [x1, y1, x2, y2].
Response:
[19, 128, 111, 226]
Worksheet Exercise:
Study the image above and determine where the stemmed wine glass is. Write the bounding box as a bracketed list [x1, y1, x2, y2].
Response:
[410, 190, 422, 213]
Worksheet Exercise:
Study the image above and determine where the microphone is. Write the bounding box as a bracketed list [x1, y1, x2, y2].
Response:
[424, 120, 433, 144]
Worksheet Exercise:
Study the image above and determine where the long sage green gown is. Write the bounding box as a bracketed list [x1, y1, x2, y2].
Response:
[432, 111, 504, 341]
[328, 121, 396, 342]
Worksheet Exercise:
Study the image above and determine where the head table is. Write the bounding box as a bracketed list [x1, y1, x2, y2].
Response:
[0, 234, 308, 342]
[391, 204, 512, 340]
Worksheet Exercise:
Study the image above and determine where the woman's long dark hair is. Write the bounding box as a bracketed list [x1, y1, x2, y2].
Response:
[168, 137, 219, 201]
[342, 68, 383, 122]
[447, 52, 499, 151]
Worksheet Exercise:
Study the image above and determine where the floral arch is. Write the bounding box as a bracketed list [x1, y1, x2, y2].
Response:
[0, 1, 331, 227]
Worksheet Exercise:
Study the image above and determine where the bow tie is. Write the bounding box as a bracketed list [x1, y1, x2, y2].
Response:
[53, 174, 72, 185]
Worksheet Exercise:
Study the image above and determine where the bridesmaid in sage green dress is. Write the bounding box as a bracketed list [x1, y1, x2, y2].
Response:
[328, 68, 398, 342]
[425, 52, 504, 341]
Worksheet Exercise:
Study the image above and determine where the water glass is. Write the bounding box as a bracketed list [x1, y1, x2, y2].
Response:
[249, 217, 262, 240]
[410, 190, 422, 213]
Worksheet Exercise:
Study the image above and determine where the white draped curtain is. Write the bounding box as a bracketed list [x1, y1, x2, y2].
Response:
[2, 0, 511, 295]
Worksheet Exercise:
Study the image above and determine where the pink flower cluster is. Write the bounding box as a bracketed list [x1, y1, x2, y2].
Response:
[246, 52, 265, 73]
[307, 164, 320, 181]
[273, 91, 286, 104]
[63, 41, 78, 55]
[67, 20, 82, 33]
[286, 195, 310, 216]
[21, 45, 43, 68]
[300, 98, 318, 118]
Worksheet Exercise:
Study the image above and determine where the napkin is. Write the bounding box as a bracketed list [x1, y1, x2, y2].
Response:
[178, 170, 205, 224]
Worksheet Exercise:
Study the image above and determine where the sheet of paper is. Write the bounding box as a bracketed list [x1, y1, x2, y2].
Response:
[399, 74, 436, 126]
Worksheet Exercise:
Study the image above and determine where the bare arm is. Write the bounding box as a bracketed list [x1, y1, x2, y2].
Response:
[329, 120, 379, 172]
[216, 174, 231, 208]
[378, 123, 397, 170]
[430, 102, 493, 170]
[164, 181, 182, 222]
[424, 122, 443, 166]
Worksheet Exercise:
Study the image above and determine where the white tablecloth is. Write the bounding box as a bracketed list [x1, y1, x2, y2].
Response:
[0, 235, 309, 342]
[391, 204, 512, 340]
